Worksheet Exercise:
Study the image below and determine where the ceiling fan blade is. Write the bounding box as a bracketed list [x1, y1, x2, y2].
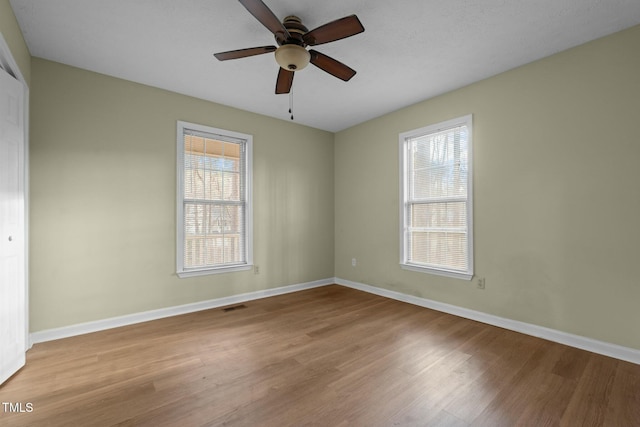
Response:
[214, 45, 277, 61]
[275, 68, 294, 94]
[303, 15, 364, 46]
[238, 0, 291, 43]
[309, 50, 356, 81]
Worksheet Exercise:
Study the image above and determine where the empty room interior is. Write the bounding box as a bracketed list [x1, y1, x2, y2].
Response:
[1, 0, 640, 425]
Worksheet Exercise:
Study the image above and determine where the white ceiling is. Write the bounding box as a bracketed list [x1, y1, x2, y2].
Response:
[10, 0, 640, 132]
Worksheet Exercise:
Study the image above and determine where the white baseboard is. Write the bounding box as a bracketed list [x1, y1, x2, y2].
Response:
[29, 276, 640, 365]
[335, 277, 640, 365]
[29, 278, 333, 345]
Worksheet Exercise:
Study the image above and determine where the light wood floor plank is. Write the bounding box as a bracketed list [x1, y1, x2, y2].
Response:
[0, 285, 638, 426]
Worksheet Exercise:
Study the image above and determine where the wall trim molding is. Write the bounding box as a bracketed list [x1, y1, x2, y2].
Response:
[29, 276, 640, 365]
[29, 278, 333, 345]
[335, 277, 640, 365]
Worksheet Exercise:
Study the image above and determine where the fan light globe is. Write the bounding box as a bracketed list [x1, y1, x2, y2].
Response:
[275, 44, 310, 71]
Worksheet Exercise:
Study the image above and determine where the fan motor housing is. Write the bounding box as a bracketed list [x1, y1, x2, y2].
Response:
[278, 16, 309, 46]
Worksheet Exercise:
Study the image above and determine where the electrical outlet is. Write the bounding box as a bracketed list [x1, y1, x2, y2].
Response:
[254, 265, 260, 274]
[352, 258, 357, 267]
[477, 278, 485, 289]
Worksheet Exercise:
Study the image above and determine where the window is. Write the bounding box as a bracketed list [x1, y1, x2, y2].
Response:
[399, 115, 473, 280]
[177, 121, 252, 277]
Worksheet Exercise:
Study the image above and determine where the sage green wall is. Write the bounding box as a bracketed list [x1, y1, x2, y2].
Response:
[0, 0, 30, 83]
[335, 25, 640, 350]
[29, 58, 334, 331]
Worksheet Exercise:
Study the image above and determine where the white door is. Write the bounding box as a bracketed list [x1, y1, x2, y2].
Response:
[0, 65, 26, 385]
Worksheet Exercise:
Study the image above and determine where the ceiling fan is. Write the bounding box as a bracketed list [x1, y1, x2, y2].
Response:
[214, 0, 365, 95]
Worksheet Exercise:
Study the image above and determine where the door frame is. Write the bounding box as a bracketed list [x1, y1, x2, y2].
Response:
[0, 33, 30, 351]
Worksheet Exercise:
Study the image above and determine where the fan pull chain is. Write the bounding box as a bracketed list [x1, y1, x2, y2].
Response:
[289, 88, 294, 120]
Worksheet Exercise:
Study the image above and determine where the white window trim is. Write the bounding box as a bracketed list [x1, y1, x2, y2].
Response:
[399, 114, 474, 281]
[176, 121, 253, 278]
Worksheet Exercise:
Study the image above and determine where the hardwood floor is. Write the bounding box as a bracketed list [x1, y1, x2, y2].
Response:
[1, 285, 638, 426]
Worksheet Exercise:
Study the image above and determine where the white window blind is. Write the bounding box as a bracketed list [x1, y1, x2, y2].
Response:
[400, 115, 473, 280]
[177, 121, 252, 277]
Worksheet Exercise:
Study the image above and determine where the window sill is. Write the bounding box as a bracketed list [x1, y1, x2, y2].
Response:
[177, 264, 253, 278]
[401, 263, 473, 281]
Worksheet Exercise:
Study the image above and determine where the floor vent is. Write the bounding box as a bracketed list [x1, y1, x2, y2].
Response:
[222, 304, 247, 312]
